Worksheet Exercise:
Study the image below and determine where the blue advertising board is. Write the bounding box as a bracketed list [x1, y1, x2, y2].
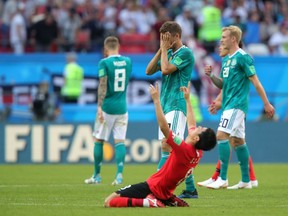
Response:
[0, 121, 287, 164]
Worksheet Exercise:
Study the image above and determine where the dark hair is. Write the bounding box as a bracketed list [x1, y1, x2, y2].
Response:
[159, 21, 182, 37]
[195, 128, 217, 151]
[239, 40, 243, 48]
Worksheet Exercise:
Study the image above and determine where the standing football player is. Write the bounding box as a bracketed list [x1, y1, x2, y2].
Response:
[85, 36, 132, 185]
[146, 21, 198, 198]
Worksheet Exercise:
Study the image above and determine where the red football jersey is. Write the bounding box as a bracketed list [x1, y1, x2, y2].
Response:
[146, 130, 202, 200]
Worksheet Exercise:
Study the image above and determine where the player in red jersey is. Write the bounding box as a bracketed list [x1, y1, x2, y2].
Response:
[104, 83, 217, 208]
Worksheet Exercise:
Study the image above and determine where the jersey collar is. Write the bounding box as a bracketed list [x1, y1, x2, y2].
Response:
[172, 45, 186, 55]
[107, 54, 121, 59]
[228, 48, 241, 58]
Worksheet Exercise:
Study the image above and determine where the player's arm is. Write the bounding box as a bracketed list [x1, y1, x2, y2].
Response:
[249, 74, 275, 118]
[97, 75, 107, 122]
[180, 82, 196, 128]
[149, 83, 170, 138]
[209, 91, 222, 114]
[204, 65, 223, 89]
[160, 32, 177, 75]
[146, 49, 161, 75]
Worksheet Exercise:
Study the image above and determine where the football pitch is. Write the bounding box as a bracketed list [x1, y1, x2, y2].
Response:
[0, 164, 287, 216]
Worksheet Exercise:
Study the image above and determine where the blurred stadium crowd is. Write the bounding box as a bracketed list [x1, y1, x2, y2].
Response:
[0, 0, 288, 55]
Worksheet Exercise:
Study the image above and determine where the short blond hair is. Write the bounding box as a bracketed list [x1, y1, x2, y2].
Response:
[104, 36, 119, 50]
[222, 25, 242, 44]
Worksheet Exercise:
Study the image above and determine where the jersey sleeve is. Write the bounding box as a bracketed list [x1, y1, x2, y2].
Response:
[170, 49, 194, 71]
[166, 130, 185, 150]
[240, 54, 256, 77]
[98, 59, 107, 78]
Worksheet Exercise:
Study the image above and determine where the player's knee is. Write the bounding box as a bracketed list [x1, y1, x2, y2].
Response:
[216, 131, 229, 140]
[230, 137, 245, 147]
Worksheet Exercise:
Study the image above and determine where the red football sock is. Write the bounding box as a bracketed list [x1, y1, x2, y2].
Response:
[249, 156, 257, 181]
[211, 160, 221, 180]
[109, 197, 144, 207]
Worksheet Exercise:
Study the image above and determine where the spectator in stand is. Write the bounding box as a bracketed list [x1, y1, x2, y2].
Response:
[1, 0, 17, 27]
[268, 23, 288, 55]
[231, 14, 247, 37]
[9, 2, 27, 55]
[152, 7, 171, 48]
[259, 14, 279, 44]
[167, 0, 184, 20]
[30, 7, 59, 52]
[102, 0, 118, 36]
[174, 5, 196, 44]
[222, 0, 248, 26]
[136, 4, 156, 35]
[59, 7, 82, 52]
[244, 10, 260, 45]
[80, 8, 105, 52]
[261, 0, 278, 24]
[117, 0, 138, 34]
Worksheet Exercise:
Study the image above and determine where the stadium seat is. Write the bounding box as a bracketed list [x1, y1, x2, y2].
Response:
[75, 30, 90, 51]
[246, 43, 270, 56]
[119, 33, 155, 53]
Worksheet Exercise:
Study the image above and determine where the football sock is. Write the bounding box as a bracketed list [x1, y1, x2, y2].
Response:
[115, 142, 126, 177]
[235, 144, 250, 183]
[211, 160, 221, 180]
[157, 151, 169, 171]
[93, 141, 103, 177]
[109, 197, 147, 207]
[218, 140, 230, 180]
[185, 174, 196, 192]
[249, 156, 257, 181]
[212, 149, 232, 180]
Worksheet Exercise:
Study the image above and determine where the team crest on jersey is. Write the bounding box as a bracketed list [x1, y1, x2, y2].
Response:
[174, 56, 183, 66]
[231, 59, 237, 66]
[226, 59, 231, 66]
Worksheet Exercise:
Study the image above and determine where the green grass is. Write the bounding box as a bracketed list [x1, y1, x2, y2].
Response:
[0, 164, 288, 216]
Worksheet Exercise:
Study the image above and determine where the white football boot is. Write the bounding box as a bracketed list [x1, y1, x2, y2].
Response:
[251, 180, 259, 187]
[206, 177, 228, 189]
[84, 175, 101, 184]
[227, 181, 252, 189]
[197, 178, 215, 187]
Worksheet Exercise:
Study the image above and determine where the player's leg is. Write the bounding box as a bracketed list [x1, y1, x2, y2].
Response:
[178, 174, 198, 198]
[228, 142, 252, 189]
[207, 110, 234, 189]
[85, 111, 112, 184]
[198, 147, 233, 187]
[105, 182, 165, 208]
[199, 153, 257, 187]
[227, 109, 252, 189]
[157, 111, 186, 170]
[197, 160, 221, 187]
[112, 113, 128, 185]
[249, 156, 258, 187]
